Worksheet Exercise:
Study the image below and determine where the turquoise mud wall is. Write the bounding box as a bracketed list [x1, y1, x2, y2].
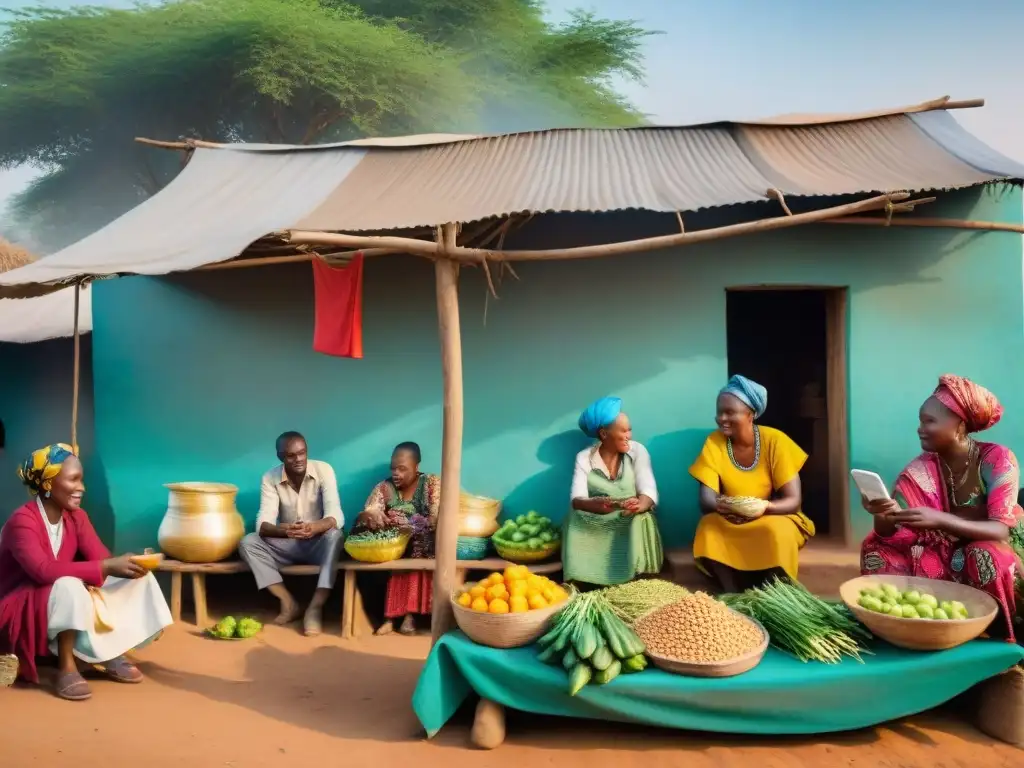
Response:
[0, 337, 111, 542]
[89, 187, 1024, 552]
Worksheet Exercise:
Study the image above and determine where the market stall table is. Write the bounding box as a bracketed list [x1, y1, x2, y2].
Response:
[413, 630, 1024, 746]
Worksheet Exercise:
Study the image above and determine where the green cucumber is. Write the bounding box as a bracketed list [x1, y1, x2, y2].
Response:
[551, 622, 573, 653]
[598, 610, 628, 659]
[623, 654, 647, 673]
[573, 622, 598, 659]
[538, 620, 568, 648]
[622, 626, 646, 657]
[590, 646, 614, 672]
[568, 662, 592, 696]
[536, 643, 559, 664]
[594, 659, 621, 685]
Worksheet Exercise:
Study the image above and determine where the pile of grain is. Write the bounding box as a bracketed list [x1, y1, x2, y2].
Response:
[634, 591, 764, 662]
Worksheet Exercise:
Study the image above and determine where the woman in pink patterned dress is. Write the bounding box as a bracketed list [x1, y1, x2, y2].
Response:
[860, 375, 1022, 640]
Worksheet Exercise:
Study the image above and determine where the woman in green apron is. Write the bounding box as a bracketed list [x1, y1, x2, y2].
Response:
[564, 396, 664, 585]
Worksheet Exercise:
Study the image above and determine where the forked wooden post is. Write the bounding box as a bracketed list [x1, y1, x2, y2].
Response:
[431, 222, 465, 645]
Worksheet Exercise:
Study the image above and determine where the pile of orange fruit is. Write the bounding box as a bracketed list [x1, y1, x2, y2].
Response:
[455, 565, 569, 614]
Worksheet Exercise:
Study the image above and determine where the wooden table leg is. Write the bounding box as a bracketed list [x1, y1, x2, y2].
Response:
[471, 698, 506, 750]
[170, 572, 182, 622]
[191, 572, 209, 628]
[341, 570, 356, 640]
[350, 578, 373, 638]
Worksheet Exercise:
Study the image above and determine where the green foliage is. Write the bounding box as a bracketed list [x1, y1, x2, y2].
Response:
[0, 0, 655, 249]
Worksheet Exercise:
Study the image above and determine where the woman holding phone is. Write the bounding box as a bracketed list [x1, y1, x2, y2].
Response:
[860, 375, 1022, 640]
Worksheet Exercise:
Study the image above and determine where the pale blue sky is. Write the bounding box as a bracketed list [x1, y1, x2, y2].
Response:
[1, 0, 1022, 210]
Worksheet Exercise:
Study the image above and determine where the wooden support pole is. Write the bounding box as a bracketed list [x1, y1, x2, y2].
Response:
[431, 223, 464, 646]
[71, 282, 82, 452]
[287, 192, 919, 264]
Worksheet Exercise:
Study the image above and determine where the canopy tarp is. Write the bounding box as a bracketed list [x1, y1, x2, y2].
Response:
[0, 147, 366, 298]
[0, 285, 91, 343]
[413, 630, 1024, 737]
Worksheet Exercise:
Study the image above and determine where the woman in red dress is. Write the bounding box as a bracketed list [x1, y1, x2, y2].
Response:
[0, 443, 172, 700]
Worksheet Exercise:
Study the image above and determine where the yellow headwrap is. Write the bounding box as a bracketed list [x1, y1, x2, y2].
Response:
[17, 443, 77, 497]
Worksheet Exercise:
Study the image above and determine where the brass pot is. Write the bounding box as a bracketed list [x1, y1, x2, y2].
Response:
[157, 482, 245, 563]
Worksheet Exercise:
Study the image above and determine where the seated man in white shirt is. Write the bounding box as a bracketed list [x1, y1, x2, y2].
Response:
[238, 431, 344, 637]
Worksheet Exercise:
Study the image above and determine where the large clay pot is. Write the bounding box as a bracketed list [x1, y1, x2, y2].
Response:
[157, 482, 245, 563]
[458, 492, 502, 538]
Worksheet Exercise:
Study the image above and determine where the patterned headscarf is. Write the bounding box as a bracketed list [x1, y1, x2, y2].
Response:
[932, 374, 1003, 433]
[578, 396, 623, 439]
[719, 374, 768, 419]
[18, 443, 77, 496]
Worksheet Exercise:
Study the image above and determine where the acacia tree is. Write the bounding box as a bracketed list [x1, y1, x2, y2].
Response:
[0, 0, 654, 250]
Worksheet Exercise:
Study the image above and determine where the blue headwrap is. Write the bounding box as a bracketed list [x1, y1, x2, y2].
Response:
[578, 396, 622, 439]
[719, 375, 768, 419]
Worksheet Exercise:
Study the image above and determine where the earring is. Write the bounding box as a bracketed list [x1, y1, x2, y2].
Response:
[44, 490, 51, 499]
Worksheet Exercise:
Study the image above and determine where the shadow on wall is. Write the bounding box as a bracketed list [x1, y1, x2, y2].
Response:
[0, 336, 112, 544]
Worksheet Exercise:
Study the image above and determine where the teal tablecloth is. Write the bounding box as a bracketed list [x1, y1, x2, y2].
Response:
[413, 630, 1024, 737]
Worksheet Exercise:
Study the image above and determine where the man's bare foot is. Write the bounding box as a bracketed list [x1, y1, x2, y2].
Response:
[303, 605, 323, 637]
[273, 601, 302, 625]
[374, 620, 395, 636]
[399, 615, 417, 635]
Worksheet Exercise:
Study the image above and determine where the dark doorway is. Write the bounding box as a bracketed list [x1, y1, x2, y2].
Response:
[725, 288, 849, 541]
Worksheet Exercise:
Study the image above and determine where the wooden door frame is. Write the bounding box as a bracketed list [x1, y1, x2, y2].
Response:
[726, 285, 852, 546]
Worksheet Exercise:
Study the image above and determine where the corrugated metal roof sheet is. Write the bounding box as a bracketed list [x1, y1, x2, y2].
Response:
[295, 112, 1024, 231]
[1, 97, 1022, 297]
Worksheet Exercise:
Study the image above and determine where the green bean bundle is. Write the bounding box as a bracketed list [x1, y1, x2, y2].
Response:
[722, 578, 872, 663]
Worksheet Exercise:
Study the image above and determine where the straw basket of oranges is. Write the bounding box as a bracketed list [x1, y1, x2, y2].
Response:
[452, 565, 572, 648]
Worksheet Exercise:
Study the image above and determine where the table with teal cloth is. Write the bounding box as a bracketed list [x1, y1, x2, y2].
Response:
[413, 631, 1024, 737]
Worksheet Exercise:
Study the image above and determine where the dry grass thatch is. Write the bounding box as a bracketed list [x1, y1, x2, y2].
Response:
[0, 236, 36, 273]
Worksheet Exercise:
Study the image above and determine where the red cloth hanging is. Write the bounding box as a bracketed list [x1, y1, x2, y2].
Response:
[312, 253, 364, 358]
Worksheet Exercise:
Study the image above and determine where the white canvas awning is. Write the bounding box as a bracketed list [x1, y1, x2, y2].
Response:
[0, 146, 367, 298]
[0, 285, 92, 343]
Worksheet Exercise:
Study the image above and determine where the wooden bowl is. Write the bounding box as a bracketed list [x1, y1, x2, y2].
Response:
[129, 552, 165, 571]
[840, 574, 998, 651]
[645, 613, 769, 678]
[451, 592, 571, 649]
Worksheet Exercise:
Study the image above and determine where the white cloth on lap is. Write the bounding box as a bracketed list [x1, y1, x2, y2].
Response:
[47, 573, 173, 663]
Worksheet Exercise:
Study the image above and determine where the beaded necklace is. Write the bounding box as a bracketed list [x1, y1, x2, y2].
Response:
[727, 425, 761, 472]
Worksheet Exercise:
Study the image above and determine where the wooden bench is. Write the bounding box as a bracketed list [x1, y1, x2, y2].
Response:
[157, 557, 563, 638]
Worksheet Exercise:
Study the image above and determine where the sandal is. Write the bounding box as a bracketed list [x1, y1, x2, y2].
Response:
[55, 671, 92, 701]
[100, 656, 143, 684]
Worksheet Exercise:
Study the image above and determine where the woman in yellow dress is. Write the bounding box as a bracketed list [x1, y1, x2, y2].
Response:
[689, 375, 815, 592]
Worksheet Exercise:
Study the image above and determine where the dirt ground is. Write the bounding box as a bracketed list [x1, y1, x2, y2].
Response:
[2, 622, 1020, 768]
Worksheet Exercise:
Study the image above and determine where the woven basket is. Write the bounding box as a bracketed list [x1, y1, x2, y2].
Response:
[451, 591, 570, 648]
[974, 665, 1024, 746]
[719, 496, 769, 520]
[645, 613, 769, 678]
[459, 492, 502, 537]
[0, 654, 18, 687]
[344, 532, 411, 563]
[457, 536, 490, 560]
[494, 540, 561, 564]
